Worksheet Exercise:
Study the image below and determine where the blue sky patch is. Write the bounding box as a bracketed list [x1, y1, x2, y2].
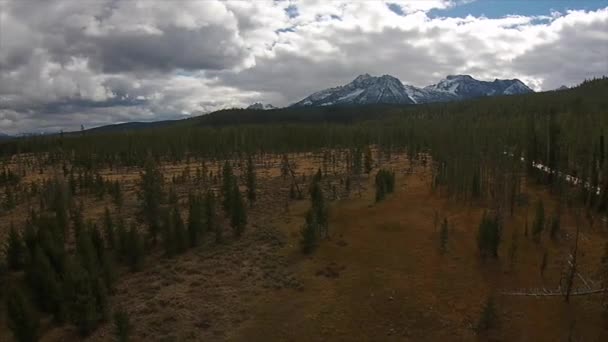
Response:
[285, 4, 299, 18]
[387, 3, 405, 16]
[430, 0, 608, 18]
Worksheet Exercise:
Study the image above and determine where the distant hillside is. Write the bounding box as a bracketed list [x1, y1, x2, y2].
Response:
[30, 76, 606, 137]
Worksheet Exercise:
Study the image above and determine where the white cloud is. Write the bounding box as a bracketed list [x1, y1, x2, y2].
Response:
[0, 0, 606, 134]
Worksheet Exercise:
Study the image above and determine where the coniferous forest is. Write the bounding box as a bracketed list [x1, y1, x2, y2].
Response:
[1, 78, 608, 341]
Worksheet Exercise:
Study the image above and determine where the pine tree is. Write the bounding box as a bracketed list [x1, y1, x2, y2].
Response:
[71, 202, 85, 238]
[90, 225, 115, 292]
[4, 185, 16, 209]
[289, 183, 296, 200]
[364, 147, 373, 174]
[114, 307, 131, 342]
[477, 212, 501, 259]
[6, 287, 40, 342]
[352, 148, 362, 175]
[540, 251, 548, 277]
[300, 210, 318, 254]
[206, 191, 221, 243]
[25, 246, 63, 319]
[246, 155, 257, 205]
[115, 217, 128, 263]
[532, 199, 545, 243]
[221, 161, 234, 213]
[375, 169, 395, 202]
[440, 218, 449, 254]
[550, 209, 561, 241]
[63, 258, 103, 336]
[112, 180, 123, 208]
[310, 179, 328, 238]
[173, 206, 188, 253]
[162, 210, 176, 257]
[103, 207, 115, 249]
[476, 296, 498, 332]
[138, 157, 164, 244]
[6, 223, 25, 271]
[125, 225, 145, 271]
[187, 193, 203, 247]
[230, 180, 247, 238]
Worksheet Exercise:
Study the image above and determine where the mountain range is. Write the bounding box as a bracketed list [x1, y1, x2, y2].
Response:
[246, 103, 278, 110]
[290, 74, 533, 107]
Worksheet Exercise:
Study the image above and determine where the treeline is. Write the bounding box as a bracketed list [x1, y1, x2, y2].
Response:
[1, 78, 605, 167]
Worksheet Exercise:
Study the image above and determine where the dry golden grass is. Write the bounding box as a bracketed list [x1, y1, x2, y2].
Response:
[1, 150, 607, 341]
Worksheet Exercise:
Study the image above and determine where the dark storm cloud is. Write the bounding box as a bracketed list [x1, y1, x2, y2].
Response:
[2, 0, 250, 74]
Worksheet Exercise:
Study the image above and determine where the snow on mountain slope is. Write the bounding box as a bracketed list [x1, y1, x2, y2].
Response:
[291, 74, 415, 107]
[291, 74, 534, 107]
[425, 75, 533, 100]
[247, 103, 278, 110]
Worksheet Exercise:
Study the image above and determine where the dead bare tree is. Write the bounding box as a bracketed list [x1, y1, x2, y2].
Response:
[562, 209, 581, 302]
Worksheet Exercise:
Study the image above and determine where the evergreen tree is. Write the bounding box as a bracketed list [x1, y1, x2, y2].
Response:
[173, 206, 188, 253]
[138, 158, 164, 244]
[550, 209, 561, 241]
[71, 202, 85, 238]
[532, 199, 545, 243]
[90, 225, 115, 292]
[205, 190, 221, 243]
[309, 179, 328, 238]
[162, 210, 176, 257]
[4, 185, 16, 209]
[375, 169, 395, 202]
[221, 161, 234, 213]
[187, 193, 204, 247]
[6, 223, 25, 271]
[230, 180, 247, 238]
[289, 183, 296, 200]
[103, 207, 115, 249]
[300, 210, 319, 254]
[352, 148, 362, 175]
[6, 287, 40, 342]
[25, 246, 63, 319]
[364, 147, 373, 174]
[115, 218, 128, 263]
[114, 307, 131, 342]
[63, 258, 104, 336]
[111, 180, 123, 208]
[476, 296, 498, 332]
[246, 155, 257, 205]
[440, 218, 449, 254]
[125, 225, 145, 271]
[477, 212, 501, 259]
[540, 251, 548, 277]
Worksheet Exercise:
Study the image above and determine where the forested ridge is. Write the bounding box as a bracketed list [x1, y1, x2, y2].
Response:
[2, 77, 606, 177]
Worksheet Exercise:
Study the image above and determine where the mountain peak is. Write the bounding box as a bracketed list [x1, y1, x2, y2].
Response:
[354, 73, 372, 82]
[247, 102, 277, 110]
[292, 73, 414, 107]
[446, 74, 473, 80]
[291, 73, 534, 108]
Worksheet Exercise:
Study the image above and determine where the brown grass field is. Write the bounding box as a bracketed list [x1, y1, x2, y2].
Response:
[1, 150, 608, 341]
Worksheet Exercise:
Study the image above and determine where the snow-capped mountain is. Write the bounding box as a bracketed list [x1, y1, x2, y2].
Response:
[247, 102, 277, 110]
[291, 74, 415, 107]
[424, 75, 533, 99]
[291, 74, 533, 107]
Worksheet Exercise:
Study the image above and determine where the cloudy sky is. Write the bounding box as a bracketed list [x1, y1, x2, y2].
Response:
[1, 0, 607, 134]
